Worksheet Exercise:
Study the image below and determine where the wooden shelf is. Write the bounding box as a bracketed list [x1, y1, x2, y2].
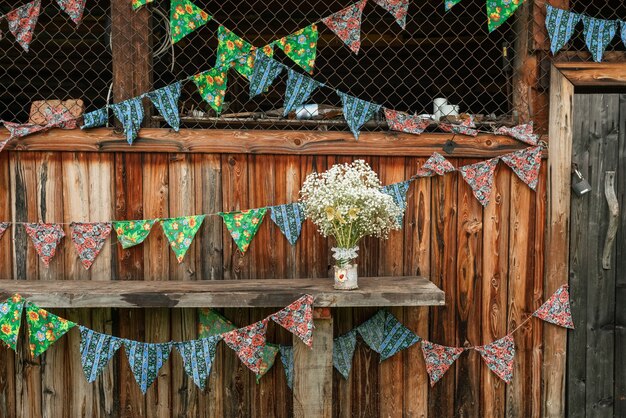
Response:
[0, 277, 444, 308]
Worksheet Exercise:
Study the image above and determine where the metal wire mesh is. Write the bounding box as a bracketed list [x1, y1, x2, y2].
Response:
[1, 0, 625, 134]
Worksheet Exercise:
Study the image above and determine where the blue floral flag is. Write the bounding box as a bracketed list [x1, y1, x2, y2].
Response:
[582, 16, 617, 62]
[445, 0, 462, 11]
[79, 326, 123, 383]
[621, 21, 626, 46]
[81, 108, 108, 129]
[283, 69, 324, 116]
[381, 181, 411, 225]
[336, 90, 381, 140]
[270, 203, 305, 245]
[356, 310, 386, 353]
[545, 5, 581, 55]
[147, 82, 182, 131]
[333, 330, 357, 379]
[250, 51, 284, 98]
[110, 98, 144, 144]
[175, 336, 220, 390]
[123, 340, 173, 393]
[379, 311, 420, 361]
[279, 345, 294, 389]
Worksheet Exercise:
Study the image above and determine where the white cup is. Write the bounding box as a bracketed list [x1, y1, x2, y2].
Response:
[440, 104, 459, 119]
[433, 98, 448, 121]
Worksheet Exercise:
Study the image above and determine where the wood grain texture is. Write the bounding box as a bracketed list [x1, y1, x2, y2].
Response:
[555, 62, 626, 87]
[615, 94, 626, 418]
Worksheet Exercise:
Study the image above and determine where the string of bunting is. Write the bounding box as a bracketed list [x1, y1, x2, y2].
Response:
[0, 293, 314, 393]
[0, 146, 544, 268]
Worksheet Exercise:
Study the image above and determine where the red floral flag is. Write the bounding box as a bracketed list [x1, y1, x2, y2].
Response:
[70, 222, 113, 270]
[6, 0, 41, 52]
[500, 146, 543, 191]
[222, 319, 269, 374]
[372, 0, 409, 29]
[415, 152, 456, 177]
[0, 223, 10, 241]
[384, 108, 429, 135]
[495, 123, 539, 146]
[475, 335, 515, 383]
[321, 0, 367, 54]
[2, 121, 49, 140]
[533, 284, 574, 329]
[24, 223, 66, 267]
[458, 158, 499, 206]
[55, 0, 87, 25]
[421, 340, 465, 386]
[270, 294, 314, 347]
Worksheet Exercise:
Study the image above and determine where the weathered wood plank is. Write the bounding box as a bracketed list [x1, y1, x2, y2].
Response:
[555, 62, 626, 87]
[615, 93, 626, 418]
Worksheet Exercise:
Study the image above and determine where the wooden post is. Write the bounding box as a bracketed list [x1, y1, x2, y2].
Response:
[293, 307, 333, 418]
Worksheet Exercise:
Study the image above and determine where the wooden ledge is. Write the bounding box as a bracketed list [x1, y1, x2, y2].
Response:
[0, 277, 444, 308]
[554, 62, 626, 87]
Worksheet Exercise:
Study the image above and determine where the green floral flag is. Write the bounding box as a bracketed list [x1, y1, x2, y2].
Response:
[113, 219, 158, 249]
[256, 343, 280, 382]
[487, 0, 524, 33]
[275, 24, 318, 74]
[161, 215, 205, 263]
[215, 26, 274, 79]
[170, 0, 212, 44]
[26, 303, 76, 357]
[192, 68, 228, 114]
[132, 0, 153, 10]
[0, 294, 25, 351]
[198, 309, 237, 338]
[219, 208, 267, 254]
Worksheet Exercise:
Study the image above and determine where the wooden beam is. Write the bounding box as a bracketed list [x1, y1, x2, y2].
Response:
[555, 62, 626, 87]
[0, 277, 445, 308]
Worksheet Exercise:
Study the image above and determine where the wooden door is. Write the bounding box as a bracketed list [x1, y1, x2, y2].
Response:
[567, 94, 626, 417]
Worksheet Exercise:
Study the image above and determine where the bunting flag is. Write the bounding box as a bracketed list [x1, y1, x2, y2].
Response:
[582, 16, 617, 63]
[270, 203, 305, 245]
[495, 122, 539, 145]
[42, 106, 77, 130]
[486, 0, 523, 33]
[132, 0, 153, 10]
[222, 319, 269, 374]
[333, 330, 357, 379]
[475, 335, 515, 383]
[337, 91, 381, 140]
[279, 345, 294, 389]
[445, 0, 462, 11]
[147, 82, 182, 132]
[123, 340, 173, 393]
[270, 294, 314, 347]
[533, 284, 574, 329]
[192, 68, 228, 115]
[321, 0, 367, 54]
[81, 108, 108, 130]
[175, 336, 220, 390]
[70, 222, 113, 270]
[6, 0, 41, 52]
[384, 109, 430, 135]
[198, 309, 237, 338]
[373, 0, 409, 29]
[440, 116, 478, 137]
[545, 5, 581, 55]
[622, 21, 626, 46]
[275, 24, 319, 73]
[500, 146, 542, 190]
[356, 310, 386, 353]
[379, 311, 420, 361]
[283, 69, 324, 116]
[160, 215, 205, 263]
[381, 181, 411, 224]
[113, 219, 158, 249]
[79, 326, 123, 383]
[24, 223, 66, 267]
[0, 222, 9, 241]
[219, 208, 267, 254]
[256, 343, 280, 382]
[2, 121, 48, 140]
[421, 341, 465, 386]
[110, 97, 144, 145]
[416, 152, 456, 177]
[215, 26, 256, 77]
[458, 158, 499, 206]
[250, 51, 284, 98]
[26, 304, 76, 357]
[0, 294, 24, 351]
[169, 0, 212, 44]
[55, 0, 87, 24]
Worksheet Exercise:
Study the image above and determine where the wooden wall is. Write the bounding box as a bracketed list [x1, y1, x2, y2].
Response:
[0, 140, 548, 417]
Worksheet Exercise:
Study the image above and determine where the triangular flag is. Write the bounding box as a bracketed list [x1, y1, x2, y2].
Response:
[160, 215, 205, 263]
[3, 121, 48, 139]
[500, 146, 542, 190]
[545, 5, 581, 55]
[0, 222, 10, 241]
[270, 203, 305, 245]
[279, 345, 294, 389]
[582, 16, 617, 63]
[79, 326, 123, 382]
[333, 330, 357, 379]
[123, 340, 173, 393]
[379, 311, 420, 361]
[222, 319, 269, 374]
[621, 21, 626, 46]
[283, 69, 324, 116]
[475, 335, 515, 383]
[256, 343, 280, 382]
[381, 181, 411, 225]
[337, 90, 381, 140]
[70, 222, 113, 270]
[249, 51, 284, 98]
[169, 0, 212, 44]
[421, 340, 465, 386]
[219, 208, 267, 254]
[55, 0, 87, 24]
[373, 0, 408, 29]
[495, 122, 539, 145]
[81, 108, 108, 130]
[41, 106, 77, 130]
[445, 0, 462, 11]
[458, 158, 499, 206]
[356, 310, 386, 353]
[0, 294, 24, 350]
[147, 82, 182, 132]
[270, 295, 314, 347]
[384, 108, 429, 135]
[215, 26, 257, 78]
[533, 284, 574, 329]
[113, 219, 158, 249]
[487, 0, 523, 33]
[440, 116, 478, 137]
[6, 0, 41, 52]
[110, 97, 144, 145]
[24, 223, 65, 267]
[175, 336, 220, 390]
[198, 308, 237, 338]
[321, 0, 367, 54]
[132, 0, 154, 10]
[416, 152, 456, 177]
[26, 303, 76, 357]
[275, 24, 318, 73]
[192, 68, 229, 115]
